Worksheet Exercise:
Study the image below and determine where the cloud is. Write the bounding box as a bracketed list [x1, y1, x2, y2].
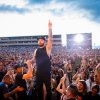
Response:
[0, 0, 100, 23]
[27, 0, 51, 4]
[0, 0, 29, 13]
[57, 0, 100, 22]
[0, 5, 29, 14]
[0, 0, 27, 8]
[0, 0, 53, 14]
[78, 0, 100, 22]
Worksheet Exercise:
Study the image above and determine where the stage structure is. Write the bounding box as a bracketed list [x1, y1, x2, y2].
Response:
[0, 35, 62, 47]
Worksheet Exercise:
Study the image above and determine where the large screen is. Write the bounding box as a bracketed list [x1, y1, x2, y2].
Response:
[67, 33, 92, 49]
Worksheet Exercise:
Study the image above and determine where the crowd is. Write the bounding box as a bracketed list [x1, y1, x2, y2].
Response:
[0, 46, 100, 100]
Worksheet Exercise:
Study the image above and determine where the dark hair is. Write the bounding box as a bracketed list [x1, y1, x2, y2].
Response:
[79, 80, 87, 94]
[58, 68, 64, 77]
[37, 36, 45, 41]
[92, 84, 99, 93]
[14, 63, 25, 70]
[67, 84, 78, 97]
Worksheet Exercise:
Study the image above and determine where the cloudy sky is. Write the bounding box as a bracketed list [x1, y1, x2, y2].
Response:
[0, 0, 100, 47]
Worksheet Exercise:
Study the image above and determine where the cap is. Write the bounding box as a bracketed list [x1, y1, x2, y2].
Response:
[37, 36, 45, 41]
[14, 63, 24, 70]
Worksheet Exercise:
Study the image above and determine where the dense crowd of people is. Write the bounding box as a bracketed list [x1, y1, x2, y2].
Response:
[0, 45, 100, 100]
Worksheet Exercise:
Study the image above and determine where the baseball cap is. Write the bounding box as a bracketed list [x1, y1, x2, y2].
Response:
[37, 36, 45, 41]
[14, 63, 25, 70]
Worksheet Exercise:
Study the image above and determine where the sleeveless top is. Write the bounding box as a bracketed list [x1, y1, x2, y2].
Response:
[36, 46, 51, 72]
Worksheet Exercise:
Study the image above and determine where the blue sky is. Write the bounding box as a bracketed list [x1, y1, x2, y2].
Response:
[0, 0, 100, 47]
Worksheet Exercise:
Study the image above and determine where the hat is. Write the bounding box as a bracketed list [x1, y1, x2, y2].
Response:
[37, 36, 45, 41]
[14, 63, 24, 70]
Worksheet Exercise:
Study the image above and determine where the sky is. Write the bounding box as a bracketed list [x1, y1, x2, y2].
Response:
[0, 0, 100, 47]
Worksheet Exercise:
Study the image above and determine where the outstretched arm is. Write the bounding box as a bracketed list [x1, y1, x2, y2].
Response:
[46, 20, 53, 57]
[4, 86, 24, 99]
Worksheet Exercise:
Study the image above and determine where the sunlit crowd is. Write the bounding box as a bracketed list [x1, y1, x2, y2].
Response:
[0, 46, 100, 100]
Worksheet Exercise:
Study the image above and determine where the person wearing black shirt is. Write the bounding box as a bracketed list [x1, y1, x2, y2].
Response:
[32, 20, 53, 100]
[87, 84, 100, 100]
[13, 60, 33, 100]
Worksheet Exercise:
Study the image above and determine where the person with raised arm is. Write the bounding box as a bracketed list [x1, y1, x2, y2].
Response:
[32, 20, 53, 100]
[1, 60, 33, 100]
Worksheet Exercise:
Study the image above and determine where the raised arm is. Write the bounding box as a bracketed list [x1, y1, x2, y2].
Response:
[31, 49, 37, 63]
[56, 74, 66, 94]
[46, 20, 53, 57]
[22, 60, 33, 80]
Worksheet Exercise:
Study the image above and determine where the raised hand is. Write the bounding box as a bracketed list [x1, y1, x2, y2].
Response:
[25, 60, 32, 66]
[60, 74, 66, 83]
[48, 20, 52, 29]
